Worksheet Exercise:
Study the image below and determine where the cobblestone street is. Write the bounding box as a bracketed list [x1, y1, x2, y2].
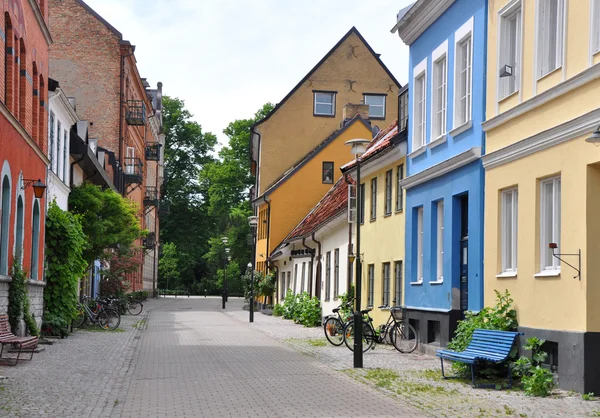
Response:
[0, 297, 598, 417]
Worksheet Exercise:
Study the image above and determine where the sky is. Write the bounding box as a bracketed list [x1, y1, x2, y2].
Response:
[84, 0, 413, 148]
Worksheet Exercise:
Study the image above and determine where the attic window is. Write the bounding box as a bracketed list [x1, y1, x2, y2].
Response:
[322, 162, 334, 184]
[314, 91, 335, 116]
[364, 94, 386, 119]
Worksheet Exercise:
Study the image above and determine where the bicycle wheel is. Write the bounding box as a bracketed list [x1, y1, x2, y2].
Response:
[390, 322, 418, 353]
[98, 308, 121, 331]
[127, 300, 143, 316]
[323, 317, 344, 346]
[343, 320, 375, 352]
[72, 311, 86, 328]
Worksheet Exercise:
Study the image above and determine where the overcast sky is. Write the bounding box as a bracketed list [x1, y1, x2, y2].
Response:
[84, 0, 413, 147]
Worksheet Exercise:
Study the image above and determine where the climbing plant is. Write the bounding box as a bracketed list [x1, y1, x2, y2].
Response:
[44, 202, 88, 327]
[8, 257, 39, 336]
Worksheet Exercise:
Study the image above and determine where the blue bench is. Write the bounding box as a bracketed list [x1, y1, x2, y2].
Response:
[436, 329, 522, 388]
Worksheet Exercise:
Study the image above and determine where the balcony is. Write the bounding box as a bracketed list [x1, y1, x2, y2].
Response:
[145, 143, 162, 161]
[143, 232, 156, 249]
[144, 186, 159, 207]
[125, 100, 147, 126]
[123, 157, 143, 184]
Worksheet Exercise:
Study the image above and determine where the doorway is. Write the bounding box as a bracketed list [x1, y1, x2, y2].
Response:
[459, 195, 468, 317]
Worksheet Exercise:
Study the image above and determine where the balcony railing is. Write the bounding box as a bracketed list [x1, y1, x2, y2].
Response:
[126, 100, 147, 126]
[144, 186, 159, 207]
[143, 232, 156, 249]
[123, 157, 143, 184]
[145, 143, 162, 161]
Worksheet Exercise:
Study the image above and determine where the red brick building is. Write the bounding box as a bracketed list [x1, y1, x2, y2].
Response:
[49, 0, 163, 293]
[0, 0, 51, 320]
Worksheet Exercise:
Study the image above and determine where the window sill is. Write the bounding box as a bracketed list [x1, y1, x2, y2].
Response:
[410, 280, 423, 286]
[370, 218, 376, 223]
[498, 89, 519, 104]
[408, 146, 426, 158]
[449, 120, 472, 137]
[380, 306, 391, 311]
[536, 65, 562, 82]
[496, 271, 517, 278]
[428, 134, 447, 149]
[383, 212, 392, 218]
[534, 270, 561, 278]
[395, 209, 403, 214]
[313, 113, 336, 118]
[429, 279, 444, 285]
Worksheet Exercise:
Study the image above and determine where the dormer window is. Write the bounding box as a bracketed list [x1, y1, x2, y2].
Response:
[314, 91, 336, 116]
[322, 161, 334, 184]
[364, 94, 386, 119]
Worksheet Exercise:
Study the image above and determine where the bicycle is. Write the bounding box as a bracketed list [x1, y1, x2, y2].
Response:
[98, 295, 143, 316]
[323, 302, 353, 346]
[343, 305, 418, 354]
[125, 295, 143, 316]
[72, 296, 121, 330]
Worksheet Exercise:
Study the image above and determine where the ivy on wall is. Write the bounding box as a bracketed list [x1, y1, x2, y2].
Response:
[8, 257, 39, 337]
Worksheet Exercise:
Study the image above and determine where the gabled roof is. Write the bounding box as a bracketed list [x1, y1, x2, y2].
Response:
[76, 0, 123, 39]
[253, 115, 371, 202]
[252, 27, 401, 130]
[341, 119, 399, 172]
[278, 175, 351, 249]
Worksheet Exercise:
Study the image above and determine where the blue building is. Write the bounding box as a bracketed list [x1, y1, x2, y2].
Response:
[392, 0, 487, 347]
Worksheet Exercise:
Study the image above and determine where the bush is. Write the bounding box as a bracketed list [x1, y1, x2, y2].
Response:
[280, 292, 322, 327]
[272, 304, 284, 317]
[512, 337, 556, 397]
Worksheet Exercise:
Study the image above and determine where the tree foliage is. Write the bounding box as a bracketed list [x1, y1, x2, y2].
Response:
[158, 242, 180, 290]
[100, 247, 141, 297]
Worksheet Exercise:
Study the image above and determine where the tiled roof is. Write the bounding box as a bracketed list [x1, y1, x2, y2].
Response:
[341, 119, 398, 172]
[283, 176, 352, 243]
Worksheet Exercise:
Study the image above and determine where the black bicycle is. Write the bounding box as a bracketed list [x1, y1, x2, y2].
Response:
[343, 305, 418, 353]
[323, 302, 353, 346]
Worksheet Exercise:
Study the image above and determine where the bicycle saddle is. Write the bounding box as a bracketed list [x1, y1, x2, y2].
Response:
[332, 308, 340, 313]
[360, 308, 372, 314]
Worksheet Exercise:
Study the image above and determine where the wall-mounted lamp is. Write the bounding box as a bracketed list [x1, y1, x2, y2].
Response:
[21, 179, 46, 199]
[499, 64, 513, 78]
[549, 243, 581, 280]
[585, 126, 600, 147]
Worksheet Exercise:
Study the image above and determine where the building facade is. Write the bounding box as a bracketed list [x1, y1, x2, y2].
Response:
[482, 0, 600, 393]
[393, 0, 487, 349]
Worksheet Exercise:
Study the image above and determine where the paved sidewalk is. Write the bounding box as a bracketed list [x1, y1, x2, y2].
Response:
[226, 308, 600, 418]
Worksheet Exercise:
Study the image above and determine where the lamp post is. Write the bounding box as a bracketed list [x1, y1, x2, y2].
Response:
[221, 237, 229, 309]
[345, 138, 371, 368]
[248, 215, 258, 323]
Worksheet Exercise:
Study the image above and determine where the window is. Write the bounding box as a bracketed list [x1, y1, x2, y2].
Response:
[322, 162, 334, 184]
[414, 72, 426, 149]
[301, 262, 306, 293]
[455, 35, 472, 126]
[314, 91, 335, 116]
[501, 188, 518, 273]
[593, 0, 600, 54]
[396, 165, 404, 212]
[281, 273, 286, 299]
[126, 147, 135, 175]
[499, 2, 522, 99]
[540, 176, 561, 271]
[367, 264, 374, 307]
[348, 184, 357, 223]
[56, 120, 62, 176]
[364, 94, 385, 119]
[432, 55, 447, 139]
[537, 0, 564, 78]
[15, 196, 23, 261]
[48, 111, 55, 171]
[334, 249, 339, 298]
[0, 176, 10, 275]
[31, 200, 40, 280]
[359, 183, 365, 224]
[63, 130, 68, 182]
[394, 261, 403, 306]
[294, 264, 298, 294]
[416, 207, 424, 283]
[436, 201, 444, 281]
[382, 262, 390, 306]
[427, 321, 441, 343]
[398, 88, 409, 132]
[370, 178, 377, 220]
[384, 170, 392, 216]
[325, 251, 331, 301]
[287, 271, 291, 294]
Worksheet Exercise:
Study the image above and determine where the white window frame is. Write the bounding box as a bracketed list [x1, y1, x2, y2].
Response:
[363, 94, 386, 119]
[435, 201, 444, 282]
[431, 40, 448, 141]
[48, 111, 55, 172]
[412, 58, 427, 151]
[413, 207, 424, 284]
[498, 1, 522, 100]
[539, 176, 561, 272]
[314, 91, 335, 116]
[590, 0, 600, 63]
[382, 262, 390, 306]
[367, 264, 375, 306]
[63, 129, 69, 183]
[453, 18, 474, 129]
[384, 169, 392, 216]
[501, 188, 518, 274]
[535, 0, 565, 79]
[56, 120, 62, 177]
[126, 146, 135, 175]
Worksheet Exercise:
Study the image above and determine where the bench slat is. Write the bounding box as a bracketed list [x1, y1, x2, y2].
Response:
[436, 329, 522, 365]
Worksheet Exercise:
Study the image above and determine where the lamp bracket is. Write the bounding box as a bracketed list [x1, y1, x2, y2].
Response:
[21, 178, 40, 190]
[551, 248, 581, 280]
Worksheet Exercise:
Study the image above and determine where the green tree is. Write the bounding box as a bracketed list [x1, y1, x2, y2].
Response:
[158, 242, 180, 291]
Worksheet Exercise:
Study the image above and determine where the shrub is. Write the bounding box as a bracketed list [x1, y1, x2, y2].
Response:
[512, 337, 556, 397]
[280, 291, 321, 327]
[272, 304, 284, 317]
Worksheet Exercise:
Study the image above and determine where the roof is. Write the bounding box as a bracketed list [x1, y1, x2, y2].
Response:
[252, 27, 401, 130]
[341, 119, 399, 172]
[254, 114, 371, 202]
[282, 175, 351, 244]
[76, 0, 123, 39]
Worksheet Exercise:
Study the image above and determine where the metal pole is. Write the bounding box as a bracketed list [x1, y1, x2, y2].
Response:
[250, 231, 256, 323]
[354, 157, 363, 367]
[222, 252, 226, 309]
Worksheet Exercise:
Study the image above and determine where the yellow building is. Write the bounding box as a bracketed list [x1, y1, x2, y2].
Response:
[341, 110, 408, 326]
[251, 27, 401, 273]
[482, 0, 600, 393]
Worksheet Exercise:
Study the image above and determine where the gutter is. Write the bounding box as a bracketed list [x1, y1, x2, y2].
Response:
[310, 232, 322, 300]
[265, 195, 271, 263]
[301, 237, 316, 298]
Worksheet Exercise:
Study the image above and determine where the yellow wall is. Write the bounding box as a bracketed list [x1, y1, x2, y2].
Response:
[257, 32, 399, 195]
[358, 158, 405, 326]
[263, 121, 372, 258]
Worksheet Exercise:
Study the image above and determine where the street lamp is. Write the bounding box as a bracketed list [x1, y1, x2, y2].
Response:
[221, 237, 229, 309]
[345, 138, 371, 368]
[248, 215, 259, 323]
[586, 126, 600, 146]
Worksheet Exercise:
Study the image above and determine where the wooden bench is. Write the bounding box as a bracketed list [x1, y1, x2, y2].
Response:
[0, 314, 38, 366]
[436, 329, 522, 388]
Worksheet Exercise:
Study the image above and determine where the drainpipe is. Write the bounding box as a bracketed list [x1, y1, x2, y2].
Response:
[344, 173, 354, 292]
[301, 237, 315, 297]
[310, 232, 322, 300]
[265, 194, 271, 265]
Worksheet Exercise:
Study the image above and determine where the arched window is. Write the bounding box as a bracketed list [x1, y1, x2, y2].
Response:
[4, 14, 13, 109]
[30, 199, 39, 280]
[15, 195, 23, 262]
[13, 36, 19, 116]
[19, 39, 26, 126]
[31, 62, 38, 143]
[0, 175, 11, 275]
[38, 76, 45, 151]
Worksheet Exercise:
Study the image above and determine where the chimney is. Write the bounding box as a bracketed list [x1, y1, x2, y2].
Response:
[343, 103, 370, 123]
